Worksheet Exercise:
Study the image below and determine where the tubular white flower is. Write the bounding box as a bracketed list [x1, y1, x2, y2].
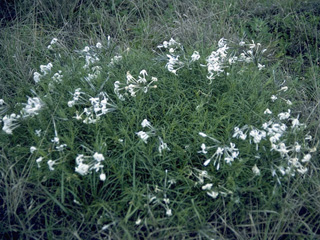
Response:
[278, 109, 291, 120]
[75, 162, 90, 175]
[202, 183, 213, 190]
[30, 146, 37, 153]
[100, 173, 106, 181]
[21, 97, 44, 118]
[33, 72, 41, 83]
[252, 164, 261, 176]
[47, 160, 56, 171]
[141, 119, 152, 128]
[258, 63, 265, 70]
[96, 42, 102, 48]
[158, 137, 170, 154]
[2, 113, 20, 134]
[271, 95, 278, 102]
[191, 51, 200, 62]
[93, 152, 105, 162]
[136, 131, 150, 143]
[301, 154, 311, 163]
[166, 208, 172, 216]
[36, 157, 43, 168]
[203, 158, 211, 166]
[199, 143, 207, 154]
[207, 191, 219, 199]
[40, 63, 53, 75]
[264, 108, 272, 114]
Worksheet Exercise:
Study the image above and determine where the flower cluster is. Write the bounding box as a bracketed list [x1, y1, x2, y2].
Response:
[136, 119, 170, 154]
[47, 38, 58, 50]
[158, 38, 267, 82]
[1, 113, 21, 134]
[83, 66, 102, 86]
[134, 170, 175, 226]
[1, 96, 44, 134]
[190, 168, 233, 199]
[205, 38, 230, 80]
[109, 55, 123, 66]
[33, 62, 53, 83]
[198, 84, 316, 187]
[78, 45, 101, 69]
[75, 152, 106, 181]
[21, 97, 44, 118]
[51, 70, 63, 83]
[69, 91, 117, 124]
[114, 70, 158, 100]
[198, 132, 239, 169]
[238, 40, 267, 65]
[157, 38, 200, 75]
[68, 88, 85, 107]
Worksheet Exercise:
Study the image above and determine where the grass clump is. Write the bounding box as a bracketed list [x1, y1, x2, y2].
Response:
[1, 0, 320, 239]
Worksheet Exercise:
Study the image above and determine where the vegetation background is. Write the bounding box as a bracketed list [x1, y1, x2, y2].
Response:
[0, 0, 319, 239]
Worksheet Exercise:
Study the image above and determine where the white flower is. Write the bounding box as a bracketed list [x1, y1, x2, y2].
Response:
[100, 173, 106, 181]
[239, 41, 246, 46]
[93, 152, 105, 162]
[297, 167, 308, 174]
[258, 63, 265, 70]
[139, 69, 148, 78]
[50, 38, 58, 45]
[36, 157, 43, 168]
[2, 113, 20, 134]
[271, 95, 278, 102]
[56, 144, 67, 151]
[96, 42, 102, 48]
[202, 183, 213, 190]
[136, 131, 150, 143]
[285, 99, 292, 105]
[232, 127, 247, 140]
[21, 97, 44, 117]
[40, 63, 53, 75]
[279, 86, 288, 92]
[264, 108, 272, 114]
[30, 146, 37, 153]
[33, 72, 41, 83]
[301, 154, 311, 163]
[191, 51, 200, 61]
[75, 154, 84, 164]
[166, 208, 172, 216]
[163, 198, 170, 204]
[158, 137, 170, 154]
[47, 160, 55, 171]
[216, 147, 224, 155]
[199, 132, 207, 137]
[249, 129, 266, 144]
[269, 133, 282, 143]
[207, 191, 219, 199]
[203, 159, 211, 166]
[249, 40, 256, 49]
[135, 218, 142, 225]
[51, 137, 60, 144]
[141, 119, 152, 128]
[294, 142, 301, 152]
[199, 143, 207, 154]
[75, 162, 90, 175]
[252, 164, 261, 176]
[52, 71, 63, 83]
[278, 109, 291, 120]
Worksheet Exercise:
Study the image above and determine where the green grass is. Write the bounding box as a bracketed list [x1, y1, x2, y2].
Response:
[1, 0, 320, 239]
